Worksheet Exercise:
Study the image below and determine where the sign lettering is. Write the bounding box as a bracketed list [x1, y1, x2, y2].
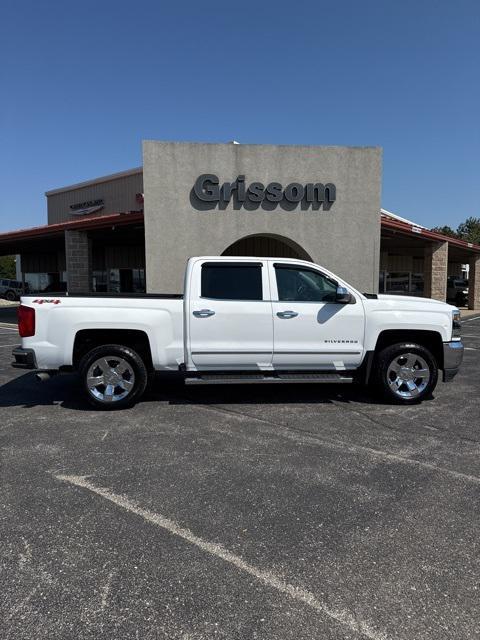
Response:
[193, 175, 336, 207]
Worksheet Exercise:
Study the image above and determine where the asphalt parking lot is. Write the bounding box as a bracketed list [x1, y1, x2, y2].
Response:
[1, 317, 480, 640]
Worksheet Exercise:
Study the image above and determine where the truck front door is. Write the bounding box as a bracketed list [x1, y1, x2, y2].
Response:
[187, 260, 273, 370]
[269, 262, 365, 370]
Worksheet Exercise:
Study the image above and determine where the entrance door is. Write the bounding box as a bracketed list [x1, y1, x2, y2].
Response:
[188, 260, 273, 370]
[269, 262, 365, 370]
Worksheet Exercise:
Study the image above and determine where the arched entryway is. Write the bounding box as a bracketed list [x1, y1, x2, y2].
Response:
[222, 234, 312, 261]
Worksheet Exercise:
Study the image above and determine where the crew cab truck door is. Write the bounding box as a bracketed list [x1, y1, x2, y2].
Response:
[269, 262, 365, 370]
[187, 260, 273, 370]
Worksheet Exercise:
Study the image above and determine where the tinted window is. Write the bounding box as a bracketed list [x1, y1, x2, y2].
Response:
[275, 266, 337, 302]
[201, 264, 263, 300]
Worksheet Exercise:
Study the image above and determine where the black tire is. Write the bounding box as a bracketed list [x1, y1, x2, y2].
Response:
[373, 342, 438, 404]
[5, 290, 17, 301]
[79, 344, 148, 410]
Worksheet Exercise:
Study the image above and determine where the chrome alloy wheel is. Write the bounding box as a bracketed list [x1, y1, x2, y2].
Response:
[386, 352, 430, 399]
[86, 356, 135, 403]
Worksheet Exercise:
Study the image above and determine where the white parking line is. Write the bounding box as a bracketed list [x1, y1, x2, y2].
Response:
[54, 473, 387, 640]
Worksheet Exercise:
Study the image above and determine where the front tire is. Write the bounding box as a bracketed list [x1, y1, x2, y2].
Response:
[79, 344, 148, 410]
[5, 290, 17, 301]
[374, 342, 438, 404]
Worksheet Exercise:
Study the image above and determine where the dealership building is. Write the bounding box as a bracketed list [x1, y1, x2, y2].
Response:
[0, 140, 479, 308]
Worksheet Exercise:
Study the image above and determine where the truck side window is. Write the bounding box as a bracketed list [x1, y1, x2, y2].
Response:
[201, 264, 263, 300]
[275, 266, 337, 302]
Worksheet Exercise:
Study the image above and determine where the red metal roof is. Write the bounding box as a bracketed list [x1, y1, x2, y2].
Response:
[0, 212, 144, 244]
[381, 215, 480, 253]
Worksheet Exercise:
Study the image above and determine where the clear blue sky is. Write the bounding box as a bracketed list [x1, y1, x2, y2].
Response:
[1, 0, 479, 232]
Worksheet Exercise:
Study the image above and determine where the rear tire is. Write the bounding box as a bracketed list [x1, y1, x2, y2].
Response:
[5, 290, 17, 301]
[79, 344, 148, 410]
[374, 342, 438, 404]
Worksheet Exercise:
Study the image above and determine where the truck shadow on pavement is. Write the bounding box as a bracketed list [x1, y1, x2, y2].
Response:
[0, 371, 414, 411]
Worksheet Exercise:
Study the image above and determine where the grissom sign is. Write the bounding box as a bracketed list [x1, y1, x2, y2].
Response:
[193, 174, 336, 205]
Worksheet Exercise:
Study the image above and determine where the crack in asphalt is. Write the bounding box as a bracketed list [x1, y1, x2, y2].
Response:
[182, 399, 480, 485]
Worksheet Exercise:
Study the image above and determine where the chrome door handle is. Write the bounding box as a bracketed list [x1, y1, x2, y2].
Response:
[193, 309, 215, 318]
[277, 310, 298, 319]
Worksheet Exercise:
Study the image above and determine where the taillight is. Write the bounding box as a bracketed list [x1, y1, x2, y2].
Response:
[18, 305, 35, 338]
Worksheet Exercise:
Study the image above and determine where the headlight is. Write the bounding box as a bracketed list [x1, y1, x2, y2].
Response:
[452, 309, 461, 339]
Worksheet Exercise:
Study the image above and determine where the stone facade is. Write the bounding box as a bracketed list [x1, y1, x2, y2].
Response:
[143, 141, 382, 294]
[424, 241, 448, 301]
[468, 255, 480, 310]
[65, 230, 91, 293]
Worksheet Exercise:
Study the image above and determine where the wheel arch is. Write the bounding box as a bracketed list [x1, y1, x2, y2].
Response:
[376, 329, 444, 367]
[363, 329, 444, 384]
[73, 329, 153, 371]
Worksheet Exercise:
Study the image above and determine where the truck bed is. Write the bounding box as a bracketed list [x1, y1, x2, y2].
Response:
[18, 294, 185, 371]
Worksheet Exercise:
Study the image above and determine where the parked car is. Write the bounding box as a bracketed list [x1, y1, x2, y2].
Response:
[12, 256, 463, 408]
[0, 278, 24, 301]
[447, 276, 469, 307]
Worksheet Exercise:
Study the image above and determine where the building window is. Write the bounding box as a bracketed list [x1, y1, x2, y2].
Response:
[92, 269, 145, 293]
[24, 272, 66, 293]
[92, 270, 108, 292]
[108, 268, 145, 293]
[379, 271, 425, 296]
[386, 272, 410, 293]
[410, 273, 424, 295]
[131, 269, 146, 293]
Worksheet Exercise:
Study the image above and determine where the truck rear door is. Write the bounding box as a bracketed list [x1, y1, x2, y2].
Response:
[186, 260, 273, 370]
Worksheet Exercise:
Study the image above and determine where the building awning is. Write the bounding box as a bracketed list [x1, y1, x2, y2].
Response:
[381, 214, 480, 259]
[0, 209, 478, 261]
[0, 212, 144, 255]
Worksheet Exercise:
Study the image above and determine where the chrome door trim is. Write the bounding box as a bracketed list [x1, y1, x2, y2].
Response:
[191, 350, 272, 355]
[274, 350, 361, 355]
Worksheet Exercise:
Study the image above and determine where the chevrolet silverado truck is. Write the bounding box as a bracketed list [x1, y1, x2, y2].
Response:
[12, 256, 464, 409]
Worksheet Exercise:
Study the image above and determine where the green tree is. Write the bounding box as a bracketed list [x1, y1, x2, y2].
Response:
[0, 255, 16, 279]
[456, 217, 480, 245]
[431, 225, 459, 238]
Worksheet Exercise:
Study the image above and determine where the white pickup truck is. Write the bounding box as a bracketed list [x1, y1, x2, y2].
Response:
[12, 256, 464, 409]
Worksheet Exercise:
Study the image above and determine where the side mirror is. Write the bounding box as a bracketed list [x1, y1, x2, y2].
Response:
[335, 286, 352, 304]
